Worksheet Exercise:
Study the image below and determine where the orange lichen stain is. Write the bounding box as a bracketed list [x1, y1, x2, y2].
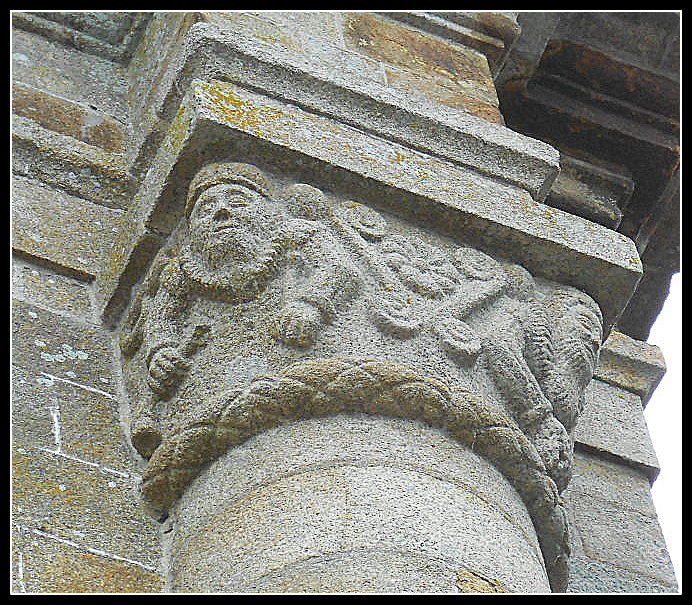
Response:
[199, 81, 288, 137]
[389, 150, 408, 164]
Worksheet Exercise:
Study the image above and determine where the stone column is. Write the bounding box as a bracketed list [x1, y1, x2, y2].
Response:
[93, 13, 645, 593]
[167, 415, 549, 593]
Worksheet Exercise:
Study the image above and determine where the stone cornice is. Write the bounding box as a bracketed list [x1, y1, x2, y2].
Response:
[594, 331, 666, 407]
[12, 11, 151, 64]
[379, 11, 520, 76]
[127, 18, 560, 200]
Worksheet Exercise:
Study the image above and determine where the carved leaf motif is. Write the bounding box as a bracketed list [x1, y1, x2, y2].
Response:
[381, 235, 461, 299]
[484, 287, 603, 493]
[433, 316, 482, 364]
[519, 290, 602, 433]
[371, 290, 419, 338]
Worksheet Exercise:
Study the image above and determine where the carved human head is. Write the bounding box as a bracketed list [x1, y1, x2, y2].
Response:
[184, 162, 280, 266]
[185, 162, 273, 219]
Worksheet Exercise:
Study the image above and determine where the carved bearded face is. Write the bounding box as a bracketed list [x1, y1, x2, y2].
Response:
[187, 182, 280, 270]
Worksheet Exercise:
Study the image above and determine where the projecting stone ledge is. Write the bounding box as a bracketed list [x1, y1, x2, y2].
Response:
[96, 77, 641, 337]
[127, 17, 560, 200]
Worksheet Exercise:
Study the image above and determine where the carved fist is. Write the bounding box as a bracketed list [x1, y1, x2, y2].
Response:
[271, 301, 322, 347]
[147, 346, 190, 396]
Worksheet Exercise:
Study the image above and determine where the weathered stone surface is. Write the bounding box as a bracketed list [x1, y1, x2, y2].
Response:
[12, 365, 58, 452]
[567, 556, 678, 593]
[12, 364, 135, 472]
[12, 524, 162, 593]
[125, 17, 560, 198]
[381, 12, 520, 76]
[564, 452, 677, 589]
[12, 116, 136, 211]
[12, 446, 159, 569]
[546, 154, 633, 229]
[576, 380, 659, 477]
[12, 175, 125, 277]
[12, 256, 93, 320]
[12, 26, 129, 121]
[96, 78, 640, 336]
[13, 82, 127, 153]
[169, 415, 550, 593]
[595, 330, 666, 405]
[569, 452, 659, 517]
[572, 496, 676, 584]
[341, 13, 502, 122]
[12, 298, 118, 393]
[13, 12, 151, 65]
[11, 11, 680, 596]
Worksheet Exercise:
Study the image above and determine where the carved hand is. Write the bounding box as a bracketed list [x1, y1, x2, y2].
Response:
[147, 346, 190, 396]
[271, 301, 322, 347]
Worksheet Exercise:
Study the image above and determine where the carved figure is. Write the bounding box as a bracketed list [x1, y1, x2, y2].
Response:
[119, 161, 603, 524]
[483, 287, 603, 492]
[120, 162, 362, 458]
[117, 164, 603, 592]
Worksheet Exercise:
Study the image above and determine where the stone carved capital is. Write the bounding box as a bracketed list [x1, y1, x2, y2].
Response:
[118, 161, 603, 592]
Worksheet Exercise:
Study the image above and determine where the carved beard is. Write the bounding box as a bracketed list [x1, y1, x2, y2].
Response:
[181, 212, 286, 301]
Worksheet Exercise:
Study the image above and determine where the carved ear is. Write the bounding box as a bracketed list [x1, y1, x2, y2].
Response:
[282, 183, 331, 220]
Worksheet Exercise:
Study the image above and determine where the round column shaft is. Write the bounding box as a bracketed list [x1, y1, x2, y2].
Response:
[166, 414, 550, 593]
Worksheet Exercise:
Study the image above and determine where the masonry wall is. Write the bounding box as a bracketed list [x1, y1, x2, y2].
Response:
[11, 12, 678, 593]
[11, 14, 163, 592]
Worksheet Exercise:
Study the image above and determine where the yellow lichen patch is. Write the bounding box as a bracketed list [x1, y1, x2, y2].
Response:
[456, 570, 511, 593]
[198, 81, 288, 138]
[41, 546, 163, 593]
[389, 150, 409, 164]
[164, 104, 194, 154]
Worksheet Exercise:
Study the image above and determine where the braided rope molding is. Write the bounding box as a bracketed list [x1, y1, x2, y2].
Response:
[140, 357, 571, 591]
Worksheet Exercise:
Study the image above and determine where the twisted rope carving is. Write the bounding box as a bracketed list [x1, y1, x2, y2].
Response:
[140, 357, 571, 591]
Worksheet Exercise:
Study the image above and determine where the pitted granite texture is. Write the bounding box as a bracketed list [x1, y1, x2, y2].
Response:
[167, 415, 551, 593]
